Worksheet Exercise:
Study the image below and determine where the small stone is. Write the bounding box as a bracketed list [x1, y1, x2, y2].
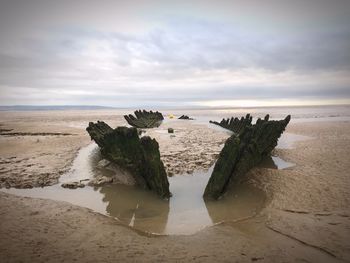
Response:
[96, 159, 111, 169]
[61, 182, 85, 189]
[88, 176, 114, 186]
[178, 115, 194, 120]
[138, 129, 146, 135]
[168, 128, 174, 133]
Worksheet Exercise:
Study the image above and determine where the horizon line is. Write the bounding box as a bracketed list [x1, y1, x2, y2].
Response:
[0, 103, 349, 112]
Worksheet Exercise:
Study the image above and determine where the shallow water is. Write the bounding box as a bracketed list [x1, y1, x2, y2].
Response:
[1, 144, 265, 235]
[259, 155, 295, 170]
[1, 131, 304, 235]
[277, 133, 311, 149]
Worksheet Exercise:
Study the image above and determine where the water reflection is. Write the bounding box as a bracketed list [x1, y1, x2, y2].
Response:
[277, 133, 311, 149]
[205, 184, 265, 224]
[98, 184, 169, 234]
[92, 165, 265, 235]
[259, 155, 295, 170]
[1, 132, 304, 235]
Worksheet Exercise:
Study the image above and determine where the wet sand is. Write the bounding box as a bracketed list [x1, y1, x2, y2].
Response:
[0, 110, 350, 262]
[0, 111, 228, 188]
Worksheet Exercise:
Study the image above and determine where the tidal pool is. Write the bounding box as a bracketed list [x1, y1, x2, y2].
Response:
[1, 132, 304, 235]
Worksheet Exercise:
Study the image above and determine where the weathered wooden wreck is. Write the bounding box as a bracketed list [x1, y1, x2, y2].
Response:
[86, 121, 170, 199]
[124, 110, 164, 128]
[209, 113, 253, 134]
[204, 115, 291, 200]
[178, 115, 194, 120]
[86, 112, 290, 201]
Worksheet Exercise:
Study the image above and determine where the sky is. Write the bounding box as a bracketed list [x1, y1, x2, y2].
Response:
[0, 0, 350, 108]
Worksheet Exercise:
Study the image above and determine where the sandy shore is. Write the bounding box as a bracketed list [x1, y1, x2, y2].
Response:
[0, 111, 228, 187]
[0, 110, 117, 188]
[0, 110, 349, 262]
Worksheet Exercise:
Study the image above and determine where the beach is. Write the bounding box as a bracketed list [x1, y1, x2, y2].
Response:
[0, 109, 350, 262]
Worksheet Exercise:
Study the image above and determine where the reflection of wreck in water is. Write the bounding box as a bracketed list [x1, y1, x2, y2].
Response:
[204, 183, 266, 224]
[73, 113, 293, 234]
[1, 116, 304, 235]
[95, 165, 266, 235]
[97, 184, 170, 234]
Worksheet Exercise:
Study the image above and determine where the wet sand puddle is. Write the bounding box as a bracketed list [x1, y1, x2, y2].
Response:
[1, 132, 306, 235]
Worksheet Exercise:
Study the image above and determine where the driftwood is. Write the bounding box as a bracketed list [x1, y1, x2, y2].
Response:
[124, 110, 164, 128]
[209, 113, 253, 134]
[178, 115, 194, 120]
[86, 121, 170, 199]
[204, 115, 291, 200]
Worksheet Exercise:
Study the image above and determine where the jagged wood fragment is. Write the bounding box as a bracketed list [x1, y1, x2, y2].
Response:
[86, 121, 170, 198]
[209, 113, 253, 134]
[204, 115, 291, 200]
[124, 110, 164, 128]
[178, 115, 194, 120]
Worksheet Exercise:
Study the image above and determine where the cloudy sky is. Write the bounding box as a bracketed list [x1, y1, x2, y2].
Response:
[0, 0, 350, 107]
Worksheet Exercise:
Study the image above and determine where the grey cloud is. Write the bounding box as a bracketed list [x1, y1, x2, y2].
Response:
[0, 0, 350, 106]
[143, 22, 350, 71]
[55, 20, 350, 73]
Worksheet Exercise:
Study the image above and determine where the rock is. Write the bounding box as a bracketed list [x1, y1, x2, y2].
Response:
[96, 159, 111, 169]
[209, 113, 253, 134]
[89, 162, 136, 186]
[138, 129, 146, 136]
[86, 122, 171, 199]
[104, 163, 136, 184]
[204, 115, 291, 200]
[178, 115, 194, 120]
[124, 110, 164, 128]
[168, 128, 174, 133]
[88, 176, 114, 186]
[61, 182, 85, 189]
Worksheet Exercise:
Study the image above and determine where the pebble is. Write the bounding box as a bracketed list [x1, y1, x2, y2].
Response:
[61, 182, 85, 189]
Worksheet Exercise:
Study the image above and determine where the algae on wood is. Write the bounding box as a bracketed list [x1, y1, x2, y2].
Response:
[124, 110, 164, 128]
[209, 113, 253, 135]
[202, 136, 241, 200]
[86, 121, 171, 199]
[204, 115, 291, 200]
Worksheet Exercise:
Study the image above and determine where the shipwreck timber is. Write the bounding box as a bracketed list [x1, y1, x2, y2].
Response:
[86, 121, 171, 199]
[209, 113, 253, 134]
[178, 115, 194, 120]
[204, 115, 291, 200]
[124, 110, 164, 128]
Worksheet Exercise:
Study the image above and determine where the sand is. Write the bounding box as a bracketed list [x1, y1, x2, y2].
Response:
[145, 121, 228, 175]
[0, 110, 350, 262]
[0, 111, 228, 187]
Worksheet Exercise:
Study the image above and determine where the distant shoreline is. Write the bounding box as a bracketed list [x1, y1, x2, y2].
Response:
[0, 104, 349, 112]
[0, 105, 116, 111]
